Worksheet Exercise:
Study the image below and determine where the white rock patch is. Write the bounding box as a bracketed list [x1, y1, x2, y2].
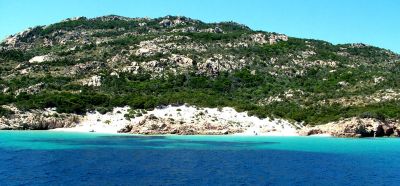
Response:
[29, 55, 53, 63]
[81, 75, 102, 87]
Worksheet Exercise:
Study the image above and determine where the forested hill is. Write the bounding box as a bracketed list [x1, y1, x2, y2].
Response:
[1, 15, 399, 125]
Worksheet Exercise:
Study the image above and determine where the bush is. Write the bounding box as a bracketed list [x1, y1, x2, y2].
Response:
[0, 107, 14, 117]
[0, 50, 32, 61]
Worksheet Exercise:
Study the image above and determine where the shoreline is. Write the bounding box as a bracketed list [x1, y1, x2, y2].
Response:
[51, 105, 301, 136]
[50, 128, 313, 136]
[46, 129, 333, 137]
[50, 127, 307, 136]
[2, 104, 398, 138]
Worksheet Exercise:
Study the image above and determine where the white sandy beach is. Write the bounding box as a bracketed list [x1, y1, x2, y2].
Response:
[52, 105, 302, 136]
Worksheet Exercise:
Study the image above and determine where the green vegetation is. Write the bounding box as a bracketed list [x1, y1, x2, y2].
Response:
[0, 107, 14, 117]
[40, 18, 139, 36]
[6, 68, 399, 124]
[180, 32, 247, 42]
[0, 49, 33, 61]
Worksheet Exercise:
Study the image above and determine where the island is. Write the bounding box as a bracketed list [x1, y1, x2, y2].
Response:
[0, 15, 399, 137]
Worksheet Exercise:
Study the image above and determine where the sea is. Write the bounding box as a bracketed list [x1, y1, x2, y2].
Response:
[0, 131, 399, 186]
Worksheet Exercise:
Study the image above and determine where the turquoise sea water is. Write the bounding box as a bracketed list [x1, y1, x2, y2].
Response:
[1, 131, 400, 185]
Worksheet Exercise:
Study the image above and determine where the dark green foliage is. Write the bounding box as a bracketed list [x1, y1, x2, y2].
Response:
[40, 18, 139, 36]
[0, 49, 32, 61]
[215, 22, 251, 32]
[40, 59, 81, 67]
[5, 76, 72, 92]
[0, 94, 14, 105]
[180, 32, 246, 42]
[129, 53, 170, 62]
[15, 92, 111, 114]
[308, 50, 345, 61]
[0, 107, 14, 117]
[262, 38, 309, 56]
[101, 35, 142, 47]
[91, 30, 126, 37]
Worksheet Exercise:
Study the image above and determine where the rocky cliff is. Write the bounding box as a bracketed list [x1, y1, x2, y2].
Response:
[0, 106, 79, 130]
[299, 117, 400, 137]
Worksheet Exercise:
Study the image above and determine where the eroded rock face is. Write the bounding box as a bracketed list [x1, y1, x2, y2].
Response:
[197, 54, 247, 76]
[119, 114, 243, 135]
[249, 33, 288, 45]
[81, 75, 102, 87]
[170, 54, 193, 68]
[350, 43, 370, 48]
[159, 17, 190, 27]
[135, 40, 165, 56]
[250, 33, 268, 44]
[69, 61, 106, 75]
[15, 83, 45, 96]
[200, 27, 224, 33]
[2, 26, 44, 48]
[299, 117, 400, 137]
[268, 33, 288, 44]
[0, 106, 80, 130]
[376, 124, 397, 137]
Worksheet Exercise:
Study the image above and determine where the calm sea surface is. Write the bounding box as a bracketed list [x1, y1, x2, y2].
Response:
[0, 131, 399, 186]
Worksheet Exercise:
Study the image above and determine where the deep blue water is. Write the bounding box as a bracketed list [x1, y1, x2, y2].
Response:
[1, 131, 400, 186]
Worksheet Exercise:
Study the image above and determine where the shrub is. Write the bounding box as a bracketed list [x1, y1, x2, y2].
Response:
[0, 107, 14, 117]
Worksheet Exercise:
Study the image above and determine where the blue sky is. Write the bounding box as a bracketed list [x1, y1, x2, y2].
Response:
[0, 0, 399, 53]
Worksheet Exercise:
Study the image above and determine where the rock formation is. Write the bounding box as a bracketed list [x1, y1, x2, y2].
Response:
[299, 118, 400, 137]
[0, 106, 79, 130]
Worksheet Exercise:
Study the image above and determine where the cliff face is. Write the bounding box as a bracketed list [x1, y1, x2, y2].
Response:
[299, 118, 400, 137]
[0, 15, 399, 133]
[0, 106, 79, 130]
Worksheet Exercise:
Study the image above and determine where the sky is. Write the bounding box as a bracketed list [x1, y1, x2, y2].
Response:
[0, 0, 399, 53]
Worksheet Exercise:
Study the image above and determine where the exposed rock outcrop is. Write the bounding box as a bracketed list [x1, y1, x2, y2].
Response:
[250, 33, 268, 44]
[0, 106, 80, 130]
[299, 117, 400, 137]
[2, 26, 44, 49]
[29, 55, 54, 63]
[268, 33, 288, 44]
[81, 75, 102, 87]
[120, 114, 243, 135]
[159, 16, 191, 27]
[118, 105, 299, 135]
[15, 83, 45, 96]
[200, 27, 224, 33]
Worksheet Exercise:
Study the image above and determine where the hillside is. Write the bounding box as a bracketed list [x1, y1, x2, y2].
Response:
[1, 15, 399, 127]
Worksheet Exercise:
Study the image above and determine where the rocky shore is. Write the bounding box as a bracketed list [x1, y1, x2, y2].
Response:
[299, 117, 400, 137]
[2, 104, 299, 136]
[0, 106, 79, 130]
[1, 104, 399, 138]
